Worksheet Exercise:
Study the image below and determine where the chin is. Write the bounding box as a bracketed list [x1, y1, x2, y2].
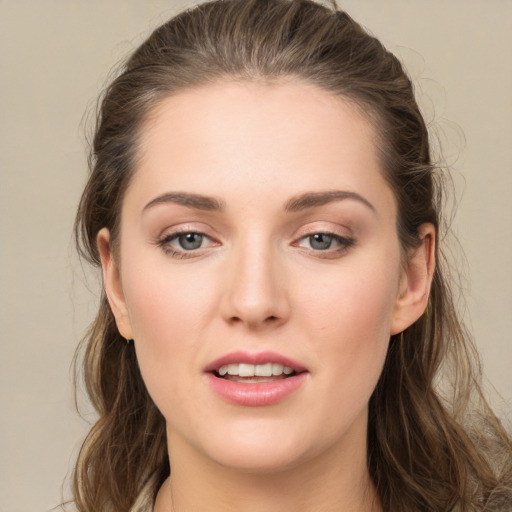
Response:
[208, 443, 312, 475]
[187, 417, 330, 475]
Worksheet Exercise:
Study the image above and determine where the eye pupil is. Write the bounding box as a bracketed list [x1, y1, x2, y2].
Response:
[309, 233, 332, 250]
[178, 233, 203, 250]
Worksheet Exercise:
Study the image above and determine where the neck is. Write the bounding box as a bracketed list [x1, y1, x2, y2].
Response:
[154, 423, 382, 512]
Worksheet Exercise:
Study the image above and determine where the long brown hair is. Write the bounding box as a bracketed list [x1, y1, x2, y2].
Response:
[73, 1, 512, 510]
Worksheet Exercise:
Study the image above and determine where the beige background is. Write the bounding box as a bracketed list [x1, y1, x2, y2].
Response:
[0, 1, 511, 510]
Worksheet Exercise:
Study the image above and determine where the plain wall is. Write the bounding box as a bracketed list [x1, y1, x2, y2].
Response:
[0, 1, 510, 510]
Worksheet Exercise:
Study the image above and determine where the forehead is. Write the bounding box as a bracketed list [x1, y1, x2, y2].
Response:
[127, 80, 394, 217]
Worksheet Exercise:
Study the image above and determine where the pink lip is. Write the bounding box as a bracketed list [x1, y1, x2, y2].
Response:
[204, 351, 308, 407]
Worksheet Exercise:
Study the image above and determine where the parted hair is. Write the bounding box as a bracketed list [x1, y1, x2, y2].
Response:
[73, 1, 512, 511]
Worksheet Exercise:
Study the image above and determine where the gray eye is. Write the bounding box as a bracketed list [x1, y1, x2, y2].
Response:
[309, 234, 333, 250]
[178, 233, 204, 250]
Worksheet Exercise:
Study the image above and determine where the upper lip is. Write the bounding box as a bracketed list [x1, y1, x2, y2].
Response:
[204, 351, 307, 374]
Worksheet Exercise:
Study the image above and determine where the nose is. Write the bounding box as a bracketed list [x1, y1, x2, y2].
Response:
[219, 239, 290, 330]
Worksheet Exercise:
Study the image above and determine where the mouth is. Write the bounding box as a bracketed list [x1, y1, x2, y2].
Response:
[214, 362, 297, 383]
[205, 351, 306, 381]
[204, 351, 308, 405]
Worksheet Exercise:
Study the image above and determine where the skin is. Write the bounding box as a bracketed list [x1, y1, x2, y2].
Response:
[98, 81, 435, 512]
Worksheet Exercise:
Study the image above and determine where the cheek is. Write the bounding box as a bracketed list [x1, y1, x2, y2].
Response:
[119, 257, 219, 389]
[296, 254, 401, 391]
[121, 246, 218, 334]
[300, 259, 399, 338]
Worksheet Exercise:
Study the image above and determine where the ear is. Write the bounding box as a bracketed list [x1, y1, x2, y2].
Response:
[390, 223, 436, 335]
[97, 228, 133, 340]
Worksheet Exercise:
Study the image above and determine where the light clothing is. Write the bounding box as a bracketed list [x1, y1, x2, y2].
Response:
[129, 473, 157, 512]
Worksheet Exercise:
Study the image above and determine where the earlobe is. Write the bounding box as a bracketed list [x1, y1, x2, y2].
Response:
[390, 223, 436, 335]
[97, 228, 133, 340]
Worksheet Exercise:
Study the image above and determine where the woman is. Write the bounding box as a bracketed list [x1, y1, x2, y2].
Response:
[72, 0, 512, 510]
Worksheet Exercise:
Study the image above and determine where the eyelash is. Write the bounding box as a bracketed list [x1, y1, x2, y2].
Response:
[157, 230, 217, 259]
[156, 230, 355, 259]
[293, 233, 355, 258]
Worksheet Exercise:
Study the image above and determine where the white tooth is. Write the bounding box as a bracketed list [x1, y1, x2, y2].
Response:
[255, 363, 273, 377]
[220, 363, 293, 377]
[238, 363, 255, 377]
[227, 364, 239, 376]
[272, 363, 284, 376]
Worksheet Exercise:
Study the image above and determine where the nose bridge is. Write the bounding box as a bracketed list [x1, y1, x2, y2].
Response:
[221, 231, 289, 328]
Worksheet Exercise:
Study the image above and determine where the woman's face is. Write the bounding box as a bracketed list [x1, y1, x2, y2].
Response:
[100, 81, 431, 473]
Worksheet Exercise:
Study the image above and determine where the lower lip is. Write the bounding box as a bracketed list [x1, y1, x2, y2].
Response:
[206, 373, 308, 406]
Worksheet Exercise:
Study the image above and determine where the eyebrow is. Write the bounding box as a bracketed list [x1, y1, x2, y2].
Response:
[143, 192, 225, 213]
[142, 189, 375, 215]
[284, 190, 376, 213]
